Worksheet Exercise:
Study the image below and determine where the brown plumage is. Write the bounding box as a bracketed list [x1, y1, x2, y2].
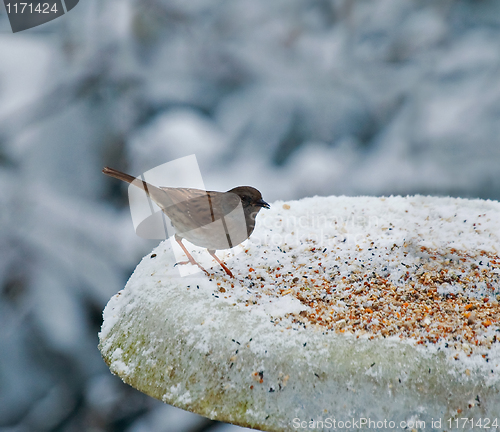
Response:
[102, 167, 270, 277]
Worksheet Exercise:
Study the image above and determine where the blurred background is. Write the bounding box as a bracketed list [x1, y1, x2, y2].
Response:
[1, 0, 500, 430]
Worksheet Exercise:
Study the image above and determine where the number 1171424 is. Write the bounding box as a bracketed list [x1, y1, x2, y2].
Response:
[448, 418, 499, 429]
[5, 3, 58, 13]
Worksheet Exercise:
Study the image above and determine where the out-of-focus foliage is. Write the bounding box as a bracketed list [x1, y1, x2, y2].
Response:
[1, 0, 499, 430]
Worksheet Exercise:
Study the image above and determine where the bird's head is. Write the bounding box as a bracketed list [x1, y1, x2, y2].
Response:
[229, 186, 270, 213]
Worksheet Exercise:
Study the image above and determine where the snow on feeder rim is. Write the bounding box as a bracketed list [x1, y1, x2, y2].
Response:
[99, 195, 500, 431]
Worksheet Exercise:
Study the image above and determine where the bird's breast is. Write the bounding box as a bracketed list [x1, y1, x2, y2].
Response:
[173, 203, 251, 250]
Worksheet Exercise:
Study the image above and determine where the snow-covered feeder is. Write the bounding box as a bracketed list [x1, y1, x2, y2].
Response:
[99, 196, 500, 431]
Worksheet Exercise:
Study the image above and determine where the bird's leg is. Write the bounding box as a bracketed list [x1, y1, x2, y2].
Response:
[207, 249, 234, 278]
[174, 235, 209, 276]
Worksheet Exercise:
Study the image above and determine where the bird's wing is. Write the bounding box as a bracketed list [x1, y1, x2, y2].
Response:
[159, 187, 207, 203]
[159, 187, 223, 230]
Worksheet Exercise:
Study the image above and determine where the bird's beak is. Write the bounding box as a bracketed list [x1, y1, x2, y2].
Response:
[257, 199, 270, 209]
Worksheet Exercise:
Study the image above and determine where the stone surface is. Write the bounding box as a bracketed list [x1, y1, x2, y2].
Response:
[99, 195, 500, 431]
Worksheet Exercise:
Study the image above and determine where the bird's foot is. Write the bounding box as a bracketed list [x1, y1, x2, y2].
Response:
[174, 259, 210, 276]
[218, 262, 234, 278]
[207, 250, 234, 278]
[175, 236, 210, 276]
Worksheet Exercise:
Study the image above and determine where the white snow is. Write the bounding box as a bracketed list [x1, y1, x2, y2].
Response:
[99, 194, 500, 429]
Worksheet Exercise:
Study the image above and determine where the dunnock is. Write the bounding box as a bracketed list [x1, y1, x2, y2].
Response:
[102, 167, 270, 277]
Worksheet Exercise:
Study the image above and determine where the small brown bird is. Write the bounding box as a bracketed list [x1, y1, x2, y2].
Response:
[103, 167, 270, 277]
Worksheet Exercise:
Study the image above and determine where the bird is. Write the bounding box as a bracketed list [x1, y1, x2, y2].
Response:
[102, 167, 270, 277]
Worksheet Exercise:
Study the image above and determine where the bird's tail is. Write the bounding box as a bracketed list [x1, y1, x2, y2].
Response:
[102, 166, 138, 184]
[102, 166, 169, 208]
